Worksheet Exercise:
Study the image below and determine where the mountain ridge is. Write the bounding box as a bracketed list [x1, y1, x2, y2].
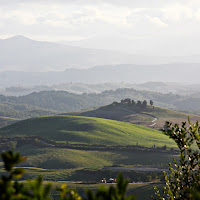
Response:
[2, 35, 200, 73]
[0, 35, 138, 72]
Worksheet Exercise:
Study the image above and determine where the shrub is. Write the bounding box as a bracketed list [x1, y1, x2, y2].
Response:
[152, 119, 200, 200]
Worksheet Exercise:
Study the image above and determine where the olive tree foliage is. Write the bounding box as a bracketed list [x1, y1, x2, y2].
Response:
[0, 151, 136, 200]
[152, 119, 200, 200]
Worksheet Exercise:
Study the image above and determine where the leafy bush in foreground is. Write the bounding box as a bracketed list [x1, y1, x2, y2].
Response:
[152, 119, 200, 200]
[0, 151, 136, 200]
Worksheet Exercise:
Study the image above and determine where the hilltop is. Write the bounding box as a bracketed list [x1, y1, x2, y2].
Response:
[68, 100, 200, 130]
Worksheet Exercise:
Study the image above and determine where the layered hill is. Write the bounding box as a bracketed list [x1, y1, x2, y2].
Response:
[2, 63, 200, 87]
[1, 82, 199, 97]
[1, 88, 200, 120]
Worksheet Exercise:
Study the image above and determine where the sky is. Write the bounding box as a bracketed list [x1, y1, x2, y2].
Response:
[1, 0, 200, 55]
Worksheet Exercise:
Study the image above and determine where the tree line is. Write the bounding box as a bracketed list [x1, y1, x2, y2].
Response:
[112, 98, 154, 111]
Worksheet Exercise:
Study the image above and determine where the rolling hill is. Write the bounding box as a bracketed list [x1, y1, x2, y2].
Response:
[0, 115, 176, 148]
[0, 115, 177, 180]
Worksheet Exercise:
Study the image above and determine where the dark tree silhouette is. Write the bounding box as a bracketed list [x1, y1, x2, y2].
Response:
[150, 100, 154, 107]
[142, 100, 147, 108]
[131, 100, 136, 106]
[137, 100, 142, 107]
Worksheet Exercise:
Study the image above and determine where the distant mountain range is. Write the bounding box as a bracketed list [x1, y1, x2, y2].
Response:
[1, 81, 200, 97]
[1, 63, 200, 87]
[0, 35, 146, 71]
[2, 35, 200, 73]
[1, 35, 200, 87]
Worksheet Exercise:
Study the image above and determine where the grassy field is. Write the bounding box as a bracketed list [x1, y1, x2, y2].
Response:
[0, 115, 176, 148]
[0, 142, 176, 181]
[14, 144, 176, 170]
[0, 156, 167, 182]
[17, 145, 118, 169]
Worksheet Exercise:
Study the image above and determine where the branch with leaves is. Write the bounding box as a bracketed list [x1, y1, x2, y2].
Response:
[152, 118, 200, 200]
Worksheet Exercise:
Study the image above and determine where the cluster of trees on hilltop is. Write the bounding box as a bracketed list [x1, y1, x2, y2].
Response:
[121, 98, 153, 107]
[111, 98, 154, 111]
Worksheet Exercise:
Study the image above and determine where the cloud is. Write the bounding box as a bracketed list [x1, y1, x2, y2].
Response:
[149, 17, 168, 27]
[0, 0, 200, 42]
[0, 0, 190, 8]
[126, 9, 168, 29]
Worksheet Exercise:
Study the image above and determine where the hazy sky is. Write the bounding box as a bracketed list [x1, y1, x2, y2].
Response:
[1, 0, 200, 55]
[0, 0, 199, 40]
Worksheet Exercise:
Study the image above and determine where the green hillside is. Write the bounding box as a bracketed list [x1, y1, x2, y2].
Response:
[0, 116, 19, 128]
[75, 103, 200, 130]
[0, 115, 176, 148]
[0, 115, 178, 181]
